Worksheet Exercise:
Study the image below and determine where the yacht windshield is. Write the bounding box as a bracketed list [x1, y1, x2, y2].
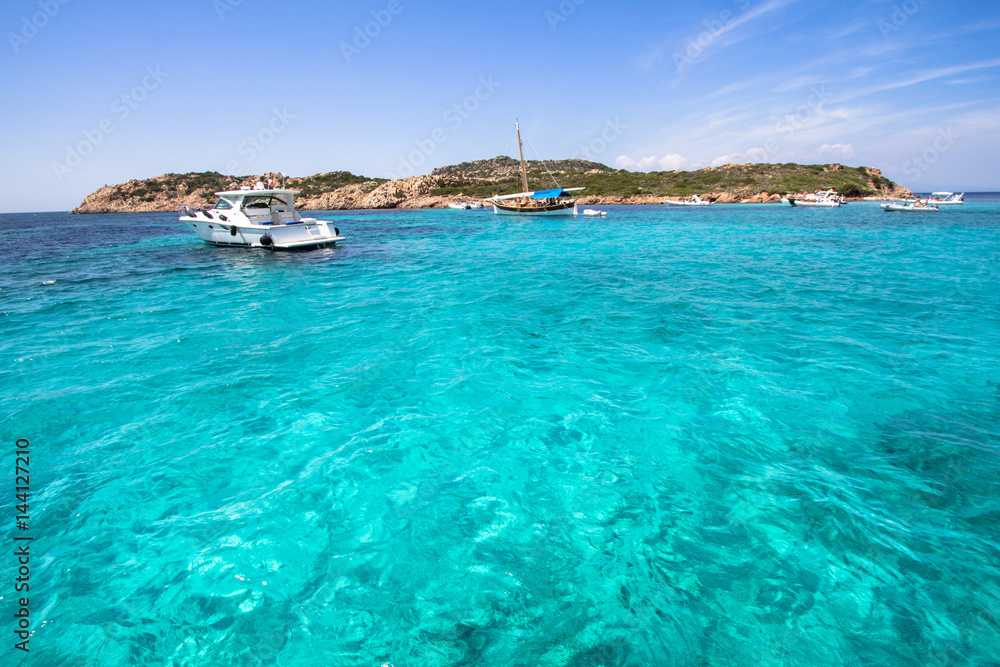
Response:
[212, 198, 234, 210]
[242, 195, 289, 210]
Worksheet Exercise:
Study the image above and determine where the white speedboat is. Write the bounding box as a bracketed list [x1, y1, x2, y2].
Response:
[882, 200, 938, 213]
[782, 190, 842, 207]
[468, 201, 484, 209]
[448, 201, 471, 210]
[484, 120, 583, 216]
[926, 192, 964, 205]
[180, 187, 343, 249]
[665, 195, 711, 206]
[582, 209, 607, 217]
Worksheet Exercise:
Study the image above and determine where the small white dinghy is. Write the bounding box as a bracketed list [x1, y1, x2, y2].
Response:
[882, 200, 939, 213]
[582, 209, 607, 217]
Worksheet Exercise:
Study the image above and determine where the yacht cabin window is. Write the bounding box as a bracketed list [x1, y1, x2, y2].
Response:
[213, 198, 234, 210]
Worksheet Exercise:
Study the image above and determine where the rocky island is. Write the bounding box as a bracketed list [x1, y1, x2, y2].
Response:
[70, 159, 912, 214]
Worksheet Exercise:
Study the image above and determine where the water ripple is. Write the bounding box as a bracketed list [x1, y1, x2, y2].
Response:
[1, 205, 999, 665]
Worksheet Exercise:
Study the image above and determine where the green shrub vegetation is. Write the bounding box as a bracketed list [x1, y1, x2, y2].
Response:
[287, 171, 387, 197]
[430, 160, 897, 198]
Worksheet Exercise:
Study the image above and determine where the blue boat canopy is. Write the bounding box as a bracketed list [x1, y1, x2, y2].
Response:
[531, 188, 566, 199]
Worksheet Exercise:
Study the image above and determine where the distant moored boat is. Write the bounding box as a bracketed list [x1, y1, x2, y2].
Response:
[926, 192, 964, 205]
[664, 194, 712, 207]
[781, 190, 843, 207]
[881, 199, 939, 212]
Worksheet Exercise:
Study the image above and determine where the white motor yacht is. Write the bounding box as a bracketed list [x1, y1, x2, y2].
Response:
[180, 187, 343, 249]
[781, 190, 842, 208]
[665, 195, 712, 207]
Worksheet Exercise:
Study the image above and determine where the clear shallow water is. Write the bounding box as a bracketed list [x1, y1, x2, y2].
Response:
[2, 203, 999, 666]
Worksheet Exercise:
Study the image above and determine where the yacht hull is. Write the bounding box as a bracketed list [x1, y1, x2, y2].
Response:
[183, 217, 343, 249]
[492, 201, 578, 216]
[782, 198, 841, 208]
[881, 204, 938, 213]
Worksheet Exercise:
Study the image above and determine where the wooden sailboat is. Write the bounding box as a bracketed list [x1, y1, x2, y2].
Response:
[484, 120, 584, 216]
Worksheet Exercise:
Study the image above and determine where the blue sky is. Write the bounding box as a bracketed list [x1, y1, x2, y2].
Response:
[1, 0, 998, 212]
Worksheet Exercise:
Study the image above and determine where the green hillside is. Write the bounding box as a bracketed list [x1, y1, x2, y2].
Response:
[430, 158, 902, 199]
[285, 171, 388, 197]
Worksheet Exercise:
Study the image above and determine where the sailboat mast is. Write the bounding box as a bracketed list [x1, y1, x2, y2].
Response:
[515, 119, 529, 194]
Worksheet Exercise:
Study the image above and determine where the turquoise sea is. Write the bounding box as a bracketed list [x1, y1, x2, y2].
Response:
[2, 199, 999, 666]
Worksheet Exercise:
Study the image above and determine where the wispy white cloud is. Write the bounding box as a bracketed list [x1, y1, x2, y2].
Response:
[615, 154, 689, 172]
[864, 18, 1000, 58]
[840, 58, 1000, 102]
[926, 17, 1000, 42]
[772, 75, 830, 93]
[613, 6, 999, 187]
[708, 77, 765, 98]
[695, 0, 797, 42]
[623, 96, 986, 179]
[640, 0, 798, 72]
[949, 105, 1000, 133]
[944, 76, 994, 85]
[826, 21, 868, 41]
[816, 143, 856, 159]
[709, 147, 773, 167]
